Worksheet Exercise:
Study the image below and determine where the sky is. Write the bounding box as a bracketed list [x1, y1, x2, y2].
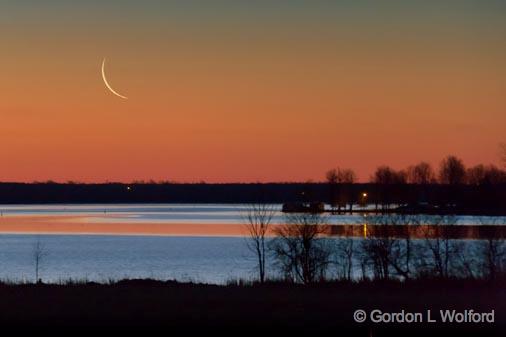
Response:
[1, 1, 505, 183]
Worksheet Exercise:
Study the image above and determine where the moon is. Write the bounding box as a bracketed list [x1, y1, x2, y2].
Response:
[101, 58, 128, 100]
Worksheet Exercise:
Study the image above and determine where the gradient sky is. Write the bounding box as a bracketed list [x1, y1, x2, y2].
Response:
[1, 1, 505, 182]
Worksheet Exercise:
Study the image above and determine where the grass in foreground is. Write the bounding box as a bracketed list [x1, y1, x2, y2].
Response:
[0, 278, 503, 336]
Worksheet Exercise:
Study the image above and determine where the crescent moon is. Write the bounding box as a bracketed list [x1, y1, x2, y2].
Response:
[101, 58, 128, 100]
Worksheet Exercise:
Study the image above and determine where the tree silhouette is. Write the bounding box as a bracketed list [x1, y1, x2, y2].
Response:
[271, 213, 331, 284]
[371, 166, 406, 209]
[372, 166, 406, 185]
[406, 162, 435, 184]
[326, 168, 356, 212]
[33, 238, 48, 283]
[243, 203, 276, 283]
[326, 169, 338, 184]
[478, 217, 506, 281]
[438, 155, 466, 185]
[467, 164, 506, 185]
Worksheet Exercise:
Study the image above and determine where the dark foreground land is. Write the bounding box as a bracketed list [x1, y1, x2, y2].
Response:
[1, 279, 504, 336]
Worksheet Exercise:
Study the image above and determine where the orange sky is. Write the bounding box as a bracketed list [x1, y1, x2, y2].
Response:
[1, 2, 505, 182]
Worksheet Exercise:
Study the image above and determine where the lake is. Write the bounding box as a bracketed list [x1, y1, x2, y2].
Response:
[0, 234, 257, 284]
[0, 204, 503, 283]
[0, 203, 502, 226]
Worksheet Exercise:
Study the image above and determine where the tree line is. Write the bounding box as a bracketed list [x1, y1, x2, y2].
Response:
[327, 154, 506, 187]
[325, 154, 506, 212]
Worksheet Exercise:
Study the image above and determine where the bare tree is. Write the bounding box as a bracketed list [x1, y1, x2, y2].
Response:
[326, 168, 356, 212]
[360, 215, 394, 280]
[438, 155, 466, 185]
[467, 164, 506, 185]
[371, 166, 406, 210]
[483, 165, 506, 185]
[452, 240, 478, 279]
[334, 226, 355, 281]
[406, 162, 435, 184]
[478, 217, 506, 281]
[466, 164, 486, 186]
[360, 233, 394, 280]
[420, 215, 459, 279]
[335, 168, 356, 184]
[337, 169, 356, 212]
[326, 169, 338, 184]
[270, 213, 331, 284]
[243, 203, 276, 283]
[326, 169, 339, 212]
[33, 237, 48, 283]
[360, 214, 415, 280]
[372, 166, 406, 185]
[391, 214, 421, 280]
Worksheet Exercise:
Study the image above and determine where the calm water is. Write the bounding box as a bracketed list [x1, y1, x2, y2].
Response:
[0, 203, 502, 225]
[0, 235, 256, 284]
[0, 204, 503, 284]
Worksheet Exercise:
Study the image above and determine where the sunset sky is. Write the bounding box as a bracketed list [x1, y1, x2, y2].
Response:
[1, 1, 505, 183]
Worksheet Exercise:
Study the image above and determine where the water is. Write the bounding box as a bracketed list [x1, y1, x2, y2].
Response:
[0, 234, 256, 284]
[0, 203, 503, 225]
[0, 204, 503, 284]
[0, 234, 494, 284]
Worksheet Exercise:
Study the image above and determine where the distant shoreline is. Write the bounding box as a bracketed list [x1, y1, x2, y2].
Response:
[0, 182, 505, 216]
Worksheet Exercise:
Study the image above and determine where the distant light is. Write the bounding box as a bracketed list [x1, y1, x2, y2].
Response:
[362, 192, 368, 198]
[127, 186, 132, 191]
